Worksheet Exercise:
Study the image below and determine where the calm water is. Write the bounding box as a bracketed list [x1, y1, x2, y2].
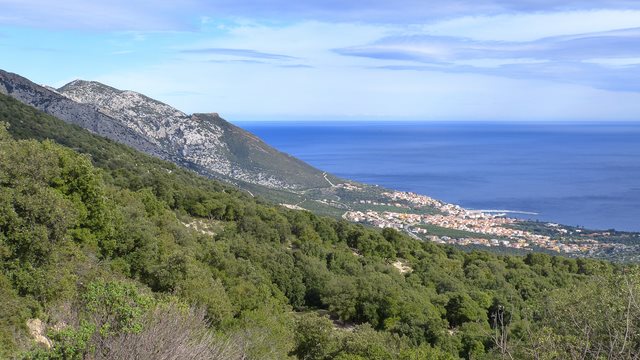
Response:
[238, 121, 640, 232]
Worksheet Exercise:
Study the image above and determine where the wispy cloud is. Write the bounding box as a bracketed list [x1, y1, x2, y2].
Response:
[208, 59, 267, 65]
[181, 48, 298, 60]
[419, 10, 640, 42]
[378, 62, 640, 92]
[336, 27, 640, 92]
[3, 0, 640, 31]
[278, 64, 314, 68]
[206, 59, 314, 68]
[181, 0, 640, 24]
[336, 28, 640, 63]
[0, 0, 197, 31]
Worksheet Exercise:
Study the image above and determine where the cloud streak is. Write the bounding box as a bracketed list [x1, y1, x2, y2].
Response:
[336, 28, 640, 62]
[181, 48, 298, 60]
[336, 27, 640, 92]
[378, 62, 640, 92]
[190, 0, 640, 23]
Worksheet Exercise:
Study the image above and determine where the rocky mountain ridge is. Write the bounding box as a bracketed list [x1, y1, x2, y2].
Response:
[0, 70, 164, 158]
[0, 70, 330, 191]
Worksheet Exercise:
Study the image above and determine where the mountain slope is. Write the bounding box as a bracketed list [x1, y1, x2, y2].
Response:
[0, 70, 332, 191]
[0, 70, 165, 159]
[56, 79, 330, 190]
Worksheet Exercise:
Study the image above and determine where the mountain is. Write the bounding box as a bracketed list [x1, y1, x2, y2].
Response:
[0, 69, 163, 158]
[0, 70, 331, 191]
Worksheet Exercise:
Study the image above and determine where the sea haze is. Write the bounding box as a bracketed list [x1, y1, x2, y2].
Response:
[238, 121, 640, 232]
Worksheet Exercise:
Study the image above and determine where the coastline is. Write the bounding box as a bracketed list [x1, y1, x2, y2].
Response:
[241, 121, 640, 232]
[470, 209, 540, 215]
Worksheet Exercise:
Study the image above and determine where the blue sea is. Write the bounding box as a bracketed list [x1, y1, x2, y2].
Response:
[237, 121, 640, 232]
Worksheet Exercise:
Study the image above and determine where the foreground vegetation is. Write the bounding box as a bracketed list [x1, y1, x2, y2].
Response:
[1, 93, 640, 359]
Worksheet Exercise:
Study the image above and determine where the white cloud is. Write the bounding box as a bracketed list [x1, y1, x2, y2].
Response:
[334, 25, 640, 92]
[453, 58, 549, 68]
[171, 21, 403, 75]
[583, 57, 640, 67]
[421, 9, 640, 41]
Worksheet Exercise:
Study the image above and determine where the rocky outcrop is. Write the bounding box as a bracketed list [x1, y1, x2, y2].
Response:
[26, 319, 52, 349]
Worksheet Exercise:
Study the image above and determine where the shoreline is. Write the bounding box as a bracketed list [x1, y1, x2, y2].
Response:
[471, 209, 540, 215]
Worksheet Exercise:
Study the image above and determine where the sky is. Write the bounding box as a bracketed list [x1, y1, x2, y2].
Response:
[1, 0, 640, 121]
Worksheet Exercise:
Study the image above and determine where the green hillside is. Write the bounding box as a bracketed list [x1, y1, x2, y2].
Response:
[1, 93, 640, 359]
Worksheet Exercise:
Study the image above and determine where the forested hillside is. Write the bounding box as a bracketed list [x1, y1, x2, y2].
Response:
[1, 93, 640, 359]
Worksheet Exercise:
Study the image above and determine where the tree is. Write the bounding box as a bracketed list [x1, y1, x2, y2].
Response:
[291, 313, 338, 360]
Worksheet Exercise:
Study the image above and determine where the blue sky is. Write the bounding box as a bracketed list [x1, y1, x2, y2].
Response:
[1, 1, 640, 121]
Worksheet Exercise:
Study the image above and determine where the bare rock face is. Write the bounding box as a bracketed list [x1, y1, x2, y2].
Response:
[26, 319, 52, 349]
[0, 70, 329, 190]
[58, 80, 235, 179]
[0, 70, 165, 160]
[56, 79, 328, 190]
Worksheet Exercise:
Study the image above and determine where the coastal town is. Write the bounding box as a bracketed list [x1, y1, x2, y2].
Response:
[343, 190, 631, 257]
